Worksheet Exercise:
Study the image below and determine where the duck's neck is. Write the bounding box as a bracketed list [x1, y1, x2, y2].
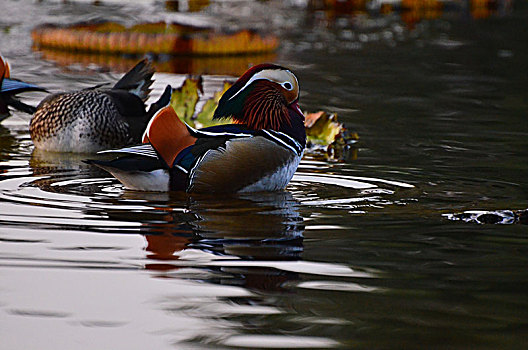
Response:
[278, 107, 306, 150]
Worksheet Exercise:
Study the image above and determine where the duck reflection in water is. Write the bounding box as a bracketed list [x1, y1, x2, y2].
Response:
[26, 152, 305, 292]
[116, 191, 304, 293]
[28, 149, 113, 194]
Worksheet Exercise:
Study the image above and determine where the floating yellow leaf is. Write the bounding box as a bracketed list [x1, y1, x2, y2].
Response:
[305, 111, 344, 145]
[194, 81, 233, 128]
[304, 111, 359, 160]
[170, 76, 203, 125]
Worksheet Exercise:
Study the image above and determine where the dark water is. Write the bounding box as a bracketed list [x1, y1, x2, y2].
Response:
[1, 1, 527, 349]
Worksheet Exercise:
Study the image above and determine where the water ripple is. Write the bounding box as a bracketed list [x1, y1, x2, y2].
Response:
[221, 335, 340, 349]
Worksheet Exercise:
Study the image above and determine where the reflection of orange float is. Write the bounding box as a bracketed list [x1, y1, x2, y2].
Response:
[31, 21, 279, 56]
[34, 47, 276, 76]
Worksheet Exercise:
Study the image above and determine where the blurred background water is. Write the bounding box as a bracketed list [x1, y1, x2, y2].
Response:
[1, 0, 527, 349]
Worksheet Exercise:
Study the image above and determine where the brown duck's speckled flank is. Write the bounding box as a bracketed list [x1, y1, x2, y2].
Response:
[29, 59, 156, 152]
[30, 90, 130, 147]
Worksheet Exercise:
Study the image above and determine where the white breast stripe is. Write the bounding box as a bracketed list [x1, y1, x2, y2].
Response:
[174, 164, 188, 174]
[186, 150, 212, 192]
[270, 130, 303, 153]
[262, 130, 302, 156]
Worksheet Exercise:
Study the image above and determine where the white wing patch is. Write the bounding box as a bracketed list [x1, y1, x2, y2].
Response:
[106, 168, 169, 192]
[97, 144, 158, 158]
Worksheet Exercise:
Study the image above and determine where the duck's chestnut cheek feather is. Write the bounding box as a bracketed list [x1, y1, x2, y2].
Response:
[282, 86, 299, 105]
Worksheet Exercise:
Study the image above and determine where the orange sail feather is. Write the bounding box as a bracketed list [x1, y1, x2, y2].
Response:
[142, 105, 196, 168]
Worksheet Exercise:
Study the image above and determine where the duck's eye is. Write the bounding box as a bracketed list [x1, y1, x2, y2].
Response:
[282, 82, 293, 90]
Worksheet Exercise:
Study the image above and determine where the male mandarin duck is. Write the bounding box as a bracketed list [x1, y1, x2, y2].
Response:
[30, 59, 169, 153]
[0, 55, 47, 121]
[87, 64, 306, 193]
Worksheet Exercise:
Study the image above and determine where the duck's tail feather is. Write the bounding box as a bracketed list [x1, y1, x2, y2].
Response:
[1, 78, 47, 94]
[113, 58, 155, 102]
[123, 84, 173, 144]
[1, 95, 37, 115]
[1, 78, 47, 117]
[84, 157, 170, 192]
[85, 155, 164, 172]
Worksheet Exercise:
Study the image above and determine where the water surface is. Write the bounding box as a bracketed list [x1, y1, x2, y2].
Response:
[1, 1, 527, 349]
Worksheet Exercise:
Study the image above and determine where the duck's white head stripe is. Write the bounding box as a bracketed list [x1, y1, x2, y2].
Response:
[228, 69, 298, 102]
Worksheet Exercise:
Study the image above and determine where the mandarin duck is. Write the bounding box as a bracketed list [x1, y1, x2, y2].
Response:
[30, 59, 170, 153]
[87, 64, 306, 193]
[1, 55, 47, 121]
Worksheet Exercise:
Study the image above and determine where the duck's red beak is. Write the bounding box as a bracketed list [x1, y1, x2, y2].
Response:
[289, 101, 304, 120]
[0, 56, 9, 80]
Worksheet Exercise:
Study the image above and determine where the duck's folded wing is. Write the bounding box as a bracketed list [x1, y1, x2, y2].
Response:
[188, 136, 297, 193]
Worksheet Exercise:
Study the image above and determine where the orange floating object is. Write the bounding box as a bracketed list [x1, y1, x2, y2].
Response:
[31, 21, 279, 56]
